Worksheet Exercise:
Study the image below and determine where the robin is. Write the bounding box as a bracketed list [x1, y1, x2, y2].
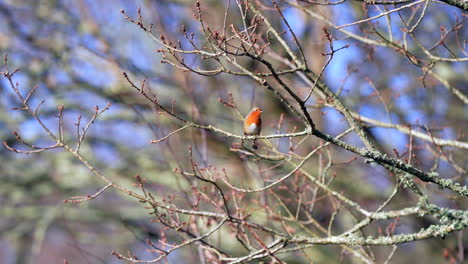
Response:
[243, 107, 262, 149]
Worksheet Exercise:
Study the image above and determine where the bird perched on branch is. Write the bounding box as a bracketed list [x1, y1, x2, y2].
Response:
[243, 107, 262, 149]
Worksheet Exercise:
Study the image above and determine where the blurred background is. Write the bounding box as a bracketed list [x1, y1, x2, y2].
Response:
[0, 0, 466, 263]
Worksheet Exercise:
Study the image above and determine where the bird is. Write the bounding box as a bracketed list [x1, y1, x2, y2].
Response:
[243, 107, 262, 149]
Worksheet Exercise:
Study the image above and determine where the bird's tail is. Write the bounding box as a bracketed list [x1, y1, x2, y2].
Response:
[252, 139, 258, 149]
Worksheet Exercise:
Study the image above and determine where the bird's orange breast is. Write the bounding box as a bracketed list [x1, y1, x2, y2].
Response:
[244, 111, 262, 135]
